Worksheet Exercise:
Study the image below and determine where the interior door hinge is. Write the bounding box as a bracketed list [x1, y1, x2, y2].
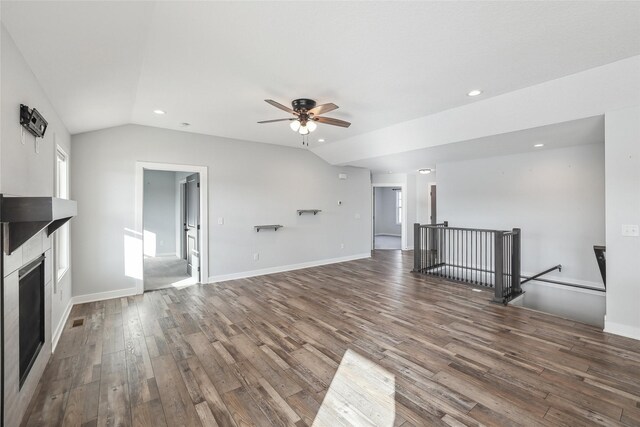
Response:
[197, 183, 200, 188]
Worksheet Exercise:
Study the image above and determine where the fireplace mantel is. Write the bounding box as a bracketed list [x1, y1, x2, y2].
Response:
[0, 195, 77, 255]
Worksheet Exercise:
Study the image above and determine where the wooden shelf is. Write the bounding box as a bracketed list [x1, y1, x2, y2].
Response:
[0, 195, 77, 254]
[254, 225, 283, 232]
[297, 209, 321, 216]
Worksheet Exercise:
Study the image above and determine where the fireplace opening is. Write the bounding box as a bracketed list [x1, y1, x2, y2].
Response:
[18, 254, 45, 388]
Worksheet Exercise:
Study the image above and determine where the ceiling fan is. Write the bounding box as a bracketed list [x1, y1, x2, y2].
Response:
[258, 98, 351, 136]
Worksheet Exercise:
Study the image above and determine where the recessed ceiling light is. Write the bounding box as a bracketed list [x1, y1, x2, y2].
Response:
[153, 109, 166, 115]
[418, 168, 432, 175]
[387, 171, 393, 174]
[534, 143, 545, 148]
[318, 138, 325, 142]
[467, 89, 482, 97]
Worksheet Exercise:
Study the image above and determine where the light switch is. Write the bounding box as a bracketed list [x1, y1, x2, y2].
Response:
[218, 217, 224, 225]
[354, 213, 361, 219]
[622, 224, 639, 237]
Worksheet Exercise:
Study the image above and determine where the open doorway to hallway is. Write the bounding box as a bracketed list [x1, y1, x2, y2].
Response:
[143, 169, 200, 291]
[373, 186, 402, 250]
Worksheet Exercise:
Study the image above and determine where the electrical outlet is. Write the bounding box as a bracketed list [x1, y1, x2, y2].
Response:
[354, 213, 361, 219]
[622, 224, 639, 237]
[340, 243, 345, 249]
[253, 253, 259, 261]
[218, 217, 224, 225]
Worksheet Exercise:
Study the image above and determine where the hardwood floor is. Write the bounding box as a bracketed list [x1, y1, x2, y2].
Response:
[21, 250, 640, 426]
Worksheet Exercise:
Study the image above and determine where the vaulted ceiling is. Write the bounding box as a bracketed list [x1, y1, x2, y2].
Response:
[2, 1, 639, 152]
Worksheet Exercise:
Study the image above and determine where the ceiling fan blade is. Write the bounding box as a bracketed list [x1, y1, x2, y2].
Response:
[315, 116, 351, 128]
[265, 99, 297, 115]
[308, 103, 338, 116]
[257, 118, 296, 124]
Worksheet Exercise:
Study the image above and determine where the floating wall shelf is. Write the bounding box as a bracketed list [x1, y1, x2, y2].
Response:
[254, 225, 283, 232]
[297, 209, 322, 216]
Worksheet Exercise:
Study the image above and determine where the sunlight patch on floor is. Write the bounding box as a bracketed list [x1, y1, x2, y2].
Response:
[313, 349, 395, 427]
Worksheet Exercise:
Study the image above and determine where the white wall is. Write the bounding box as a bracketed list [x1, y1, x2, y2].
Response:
[374, 187, 401, 236]
[71, 124, 371, 297]
[1, 24, 72, 341]
[604, 106, 640, 340]
[437, 143, 605, 288]
[143, 170, 177, 256]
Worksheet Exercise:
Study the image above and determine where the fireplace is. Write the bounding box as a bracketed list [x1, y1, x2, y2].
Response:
[18, 255, 45, 388]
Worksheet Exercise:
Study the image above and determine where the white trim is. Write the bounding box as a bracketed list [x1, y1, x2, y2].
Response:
[374, 233, 402, 237]
[135, 161, 209, 294]
[208, 253, 371, 283]
[604, 317, 640, 341]
[71, 287, 138, 305]
[372, 183, 408, 250]
[51, 298, 73, 352]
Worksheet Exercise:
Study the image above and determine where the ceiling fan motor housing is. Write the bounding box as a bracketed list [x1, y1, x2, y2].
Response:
[292, 98, 316, 112]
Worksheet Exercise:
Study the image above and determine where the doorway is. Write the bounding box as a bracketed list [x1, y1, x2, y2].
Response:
[135, 162, 208, 294]
[373, 186, 403, 250]
[143, 170, 200, 291]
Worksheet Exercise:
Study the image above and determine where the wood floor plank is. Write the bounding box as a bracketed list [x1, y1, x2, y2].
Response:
[151, 354, 202, 427]
[20, 251, 640, 426]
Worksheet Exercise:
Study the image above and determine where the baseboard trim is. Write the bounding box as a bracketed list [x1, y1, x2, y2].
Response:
[604, 317, 640, 341]
[153, 252, 177, 257]
[208, 253, 371, 283]
[71, 287, 138, 305]
[52, 298, 73, 352]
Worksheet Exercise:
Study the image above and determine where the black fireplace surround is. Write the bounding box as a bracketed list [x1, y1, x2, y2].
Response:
[18, 254, 45, 388]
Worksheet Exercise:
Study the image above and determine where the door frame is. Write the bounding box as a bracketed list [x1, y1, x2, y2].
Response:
[135, 161, 209, 294]
[371, 183, 408, 250]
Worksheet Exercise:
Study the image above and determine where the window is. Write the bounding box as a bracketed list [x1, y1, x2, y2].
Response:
[56, 147, 69, 281]
[396, 189, 402, 225]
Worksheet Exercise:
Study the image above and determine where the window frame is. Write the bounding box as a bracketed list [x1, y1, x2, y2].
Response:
[395, 189, 402, 225]
[55, 145, 70, 281]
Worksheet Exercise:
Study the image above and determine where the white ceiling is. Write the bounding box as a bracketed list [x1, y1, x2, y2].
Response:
[353, 115, 605, 174]
[2, 1, 639, 150]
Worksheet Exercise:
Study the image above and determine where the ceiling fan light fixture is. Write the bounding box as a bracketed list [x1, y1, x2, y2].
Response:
[290, 120, 301, 132]
[298, 125, 310, 135]
[307, 120, 317, 132]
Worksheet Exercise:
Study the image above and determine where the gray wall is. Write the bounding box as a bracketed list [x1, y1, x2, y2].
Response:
[437, 143, 605, 287]
[605, 106, 640, 339]
[143, 170, 177, 256]
[374, 187, 401, 235]
[71, 124, 371, 297]
[1, 24, 72, 338]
